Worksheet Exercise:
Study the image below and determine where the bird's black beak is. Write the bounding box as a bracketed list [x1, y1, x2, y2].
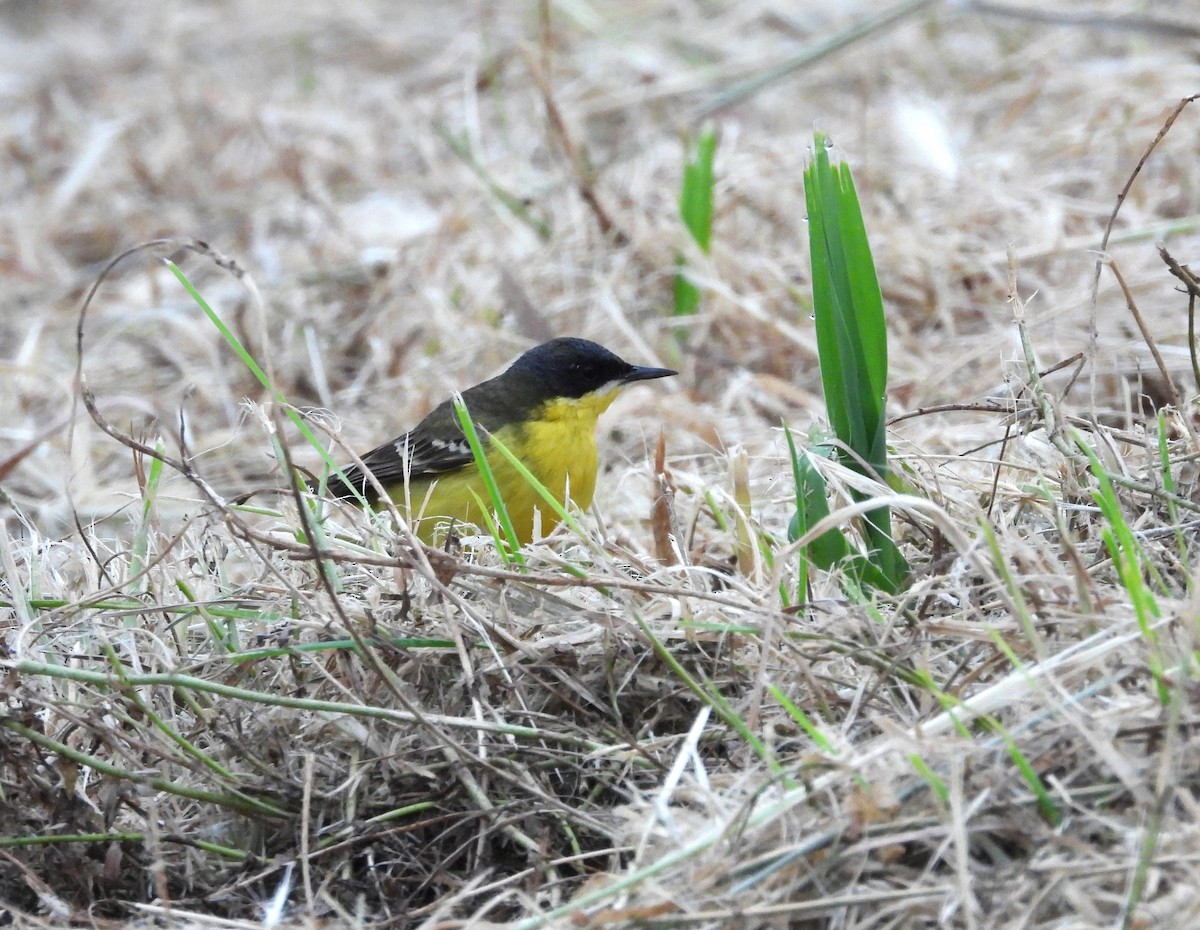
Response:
[622, 364, 677, 384]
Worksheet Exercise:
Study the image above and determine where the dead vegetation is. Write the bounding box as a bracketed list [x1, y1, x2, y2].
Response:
[4, 1, 1200, 927]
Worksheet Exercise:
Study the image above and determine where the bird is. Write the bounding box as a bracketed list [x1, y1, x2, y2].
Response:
[314, 337, 676, 545]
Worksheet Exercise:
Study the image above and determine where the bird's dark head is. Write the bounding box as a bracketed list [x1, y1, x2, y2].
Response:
[506, 337, 676, 401]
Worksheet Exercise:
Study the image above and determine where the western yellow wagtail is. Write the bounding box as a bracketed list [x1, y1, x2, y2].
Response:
[317, 337, 676, 544]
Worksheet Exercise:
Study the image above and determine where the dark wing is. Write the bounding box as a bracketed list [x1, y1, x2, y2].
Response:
[319, 382, 525, 502]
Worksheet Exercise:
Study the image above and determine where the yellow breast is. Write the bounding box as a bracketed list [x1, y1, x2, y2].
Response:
[405, 388, 621, 544]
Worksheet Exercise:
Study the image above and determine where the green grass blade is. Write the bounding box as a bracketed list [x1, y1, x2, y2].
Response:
[452, 394, 523, 563]
[434, 122, 553, 241]
[801, 132, 908, 591]
[484, 429, 588, 539]
[631, 611, 793, 789]
[785, 432, 851, 569]
[768, 683, 837, 755]
[674, 127, 718, 317]
[908, 754, 949, 805]
[1074, 429, 1165, 703]
[129, 439, 164, 595]
[680, 127, 717, 253]
[994, 726, 1061, 826]
[165, 261, 369, 505]
[805, 135, 886, 460]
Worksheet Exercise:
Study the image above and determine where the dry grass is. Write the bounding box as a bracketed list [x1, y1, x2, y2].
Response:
[5, 1, 1200, 927]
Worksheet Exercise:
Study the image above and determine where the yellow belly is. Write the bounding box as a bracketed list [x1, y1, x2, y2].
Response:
[393, 391, 617, 545]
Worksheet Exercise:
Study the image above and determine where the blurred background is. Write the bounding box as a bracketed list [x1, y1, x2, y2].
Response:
[2, 0, 1198, 537]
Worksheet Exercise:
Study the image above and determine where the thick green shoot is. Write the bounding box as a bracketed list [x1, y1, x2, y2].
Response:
[674, 127, 718, 317]
[800, 132, 908, 592]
